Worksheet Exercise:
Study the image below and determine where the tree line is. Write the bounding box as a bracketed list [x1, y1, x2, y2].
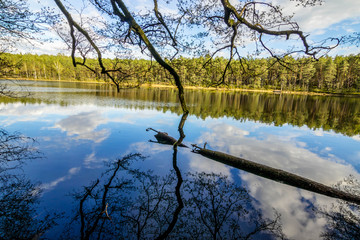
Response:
[1, 86, 359, 136]
[0, 53, 359, 94]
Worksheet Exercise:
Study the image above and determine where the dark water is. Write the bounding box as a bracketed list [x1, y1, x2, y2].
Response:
[1, 80, 360, 239]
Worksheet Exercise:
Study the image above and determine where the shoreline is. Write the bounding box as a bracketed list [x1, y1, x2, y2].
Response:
[1, 77, 358, 97]
[144, 84, 329, 96]
[0, 77, 108, 85]
[139, 83, 359, 97]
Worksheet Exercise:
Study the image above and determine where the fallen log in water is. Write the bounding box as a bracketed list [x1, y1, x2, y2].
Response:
[192, 145, 360, 205]
[146, 128, 188, 148]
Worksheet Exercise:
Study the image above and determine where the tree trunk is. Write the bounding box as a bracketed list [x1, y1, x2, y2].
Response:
[193, 146, 360, 205]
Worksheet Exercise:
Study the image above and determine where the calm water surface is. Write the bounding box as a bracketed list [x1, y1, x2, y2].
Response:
[1, 80, 360, 239]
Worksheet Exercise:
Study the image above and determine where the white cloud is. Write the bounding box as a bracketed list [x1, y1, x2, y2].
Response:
[128, 141, 172, 155]
[352, 135, 360, 141]
[13, 36, 69, 56]
[39, 167, 81, 191]
[0, 103, 99, 121]
[198, 123, 358, 184]
[324, 147, 332, 151]
[313, 129, 324, 136]
[187, 152, 232, 177]
[276, 0, 360, 33]
[194, 123, 360, 239]
[242, 174, 330, 240]
[0, 103, 53, 126]
[346, 28, 356, 33]
[69, 167, 81, 174]
[311, 128, 338, 137]
[0, 102, 146, 142]
[54, 111, 106, 133]
[84, 152, 107, 168]
[54, 111, 111, 143]
[10, 0, 360, 57]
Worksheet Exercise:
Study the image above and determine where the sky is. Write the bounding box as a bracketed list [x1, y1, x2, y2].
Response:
[276, 0, 360, 55]
[18, 0, 360, 57]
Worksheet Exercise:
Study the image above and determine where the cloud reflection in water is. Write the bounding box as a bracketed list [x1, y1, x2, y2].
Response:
[192, 123, 360, 239]
[54, 111, 110, 143]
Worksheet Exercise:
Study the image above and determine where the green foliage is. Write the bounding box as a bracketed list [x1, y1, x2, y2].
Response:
[1, 53, 360, 94]
[1, 85, 359, 136]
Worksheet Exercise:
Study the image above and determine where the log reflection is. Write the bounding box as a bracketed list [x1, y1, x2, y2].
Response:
[146, 128, 188, 148]
[155, 113, 188, 239]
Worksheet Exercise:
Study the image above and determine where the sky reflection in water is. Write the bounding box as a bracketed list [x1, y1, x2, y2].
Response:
[0, 80, 359, 239]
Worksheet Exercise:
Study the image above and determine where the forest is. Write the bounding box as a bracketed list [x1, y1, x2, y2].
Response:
[1, 86, 359, 137]
[1, 53, 359, 94]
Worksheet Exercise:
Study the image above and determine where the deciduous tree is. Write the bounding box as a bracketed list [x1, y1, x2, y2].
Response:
[52, 0, 338, 113]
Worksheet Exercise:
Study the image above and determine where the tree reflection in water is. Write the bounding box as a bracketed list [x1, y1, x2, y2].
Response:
[1, 109, 360, 239]
[180, 172, 285, 239]
[0, 128, 58, 239]
[63, 153, 286, 239]
[0, 174, 58, 239]
[0, 128, 40, 173]
[317, 176, 360, 240]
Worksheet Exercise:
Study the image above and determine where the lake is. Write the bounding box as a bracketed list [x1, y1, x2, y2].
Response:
[1, 79, 360, 239]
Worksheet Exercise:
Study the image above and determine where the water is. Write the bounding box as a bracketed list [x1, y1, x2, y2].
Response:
[0, 80, 360, 239]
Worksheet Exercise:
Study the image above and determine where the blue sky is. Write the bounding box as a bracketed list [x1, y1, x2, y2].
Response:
[19, 0, 360, 57]
[276, 0, 360, 55]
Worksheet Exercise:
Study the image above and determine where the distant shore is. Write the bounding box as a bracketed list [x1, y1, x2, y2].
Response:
[1, 77, 359, 97]
[143, 84, 334, 96]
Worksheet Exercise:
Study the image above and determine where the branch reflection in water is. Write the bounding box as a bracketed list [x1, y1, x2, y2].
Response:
[316, 176, 360, 240]
[62, 154, 286, 239]
[1, 90, 360, 239]
[0, 128, 58, 239]
[61, 115, 286, 239]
